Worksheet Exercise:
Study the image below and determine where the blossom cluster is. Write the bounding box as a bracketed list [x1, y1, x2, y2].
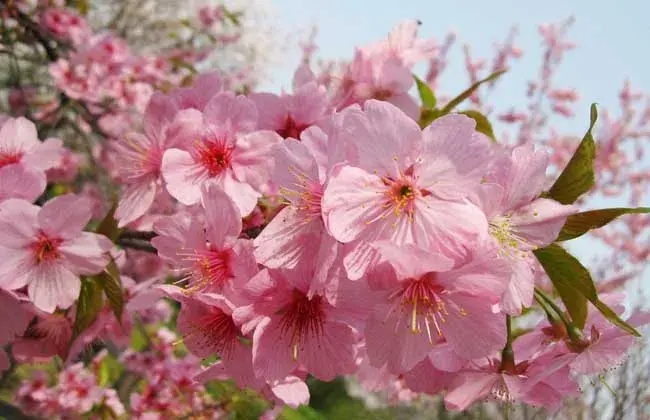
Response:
[0, 3, 648, 416]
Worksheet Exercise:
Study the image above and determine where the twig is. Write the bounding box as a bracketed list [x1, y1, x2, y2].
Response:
[116, 238, 158, 254]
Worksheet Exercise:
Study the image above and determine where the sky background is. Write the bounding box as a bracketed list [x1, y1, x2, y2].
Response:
[263, 0, 650, 120]
[259, 0, 650, 297]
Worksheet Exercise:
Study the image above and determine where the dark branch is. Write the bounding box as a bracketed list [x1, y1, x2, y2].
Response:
[118, 230, 158, 241]
[116, 238, 158, 254]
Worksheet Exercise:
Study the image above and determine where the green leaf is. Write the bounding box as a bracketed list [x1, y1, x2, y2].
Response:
[96, 258, 124, 323]
[459, 110, 496, 142]
[534, 244, 640, 336]
[547, 104, 598, 204]
[73, 277, 103, 339]
[73, 0, 90, 15]
[418, 108, 442, 129]
[440, 69, 507, 114]
[96, 202, 122, 242]
[97, 353, 123, 387]
[281, 406, 326, 420]
[414, 74, 436, 109]
[557, 207, 650, 241]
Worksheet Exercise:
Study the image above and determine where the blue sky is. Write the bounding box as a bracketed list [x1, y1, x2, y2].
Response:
[264, 0, 650, 125]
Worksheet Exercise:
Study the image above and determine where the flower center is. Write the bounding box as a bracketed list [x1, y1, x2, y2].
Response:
[392, 274, 465, 344]
[194, 136, 233, 177]
[180, 246, 233, 293]
[30, 232, 63, 264]
[383, 177, 419, 221]
[118, 135, 164, 182]
[278, 289, 326, 360]
[277, 116, 309, 140]
[488, 215, 534, 260]
[0, 151, 23, 168]
[191, 307, 240, 358]
[279, 166, 323, 223]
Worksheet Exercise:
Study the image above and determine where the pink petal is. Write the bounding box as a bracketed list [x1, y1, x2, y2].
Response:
[418, 114, 491, 200]
[341, 99, 421, 179]
[0, 247, 35, 290]
[270, 376, 310, 408]
[436, 241, 511, 297]
[300, 322, 357, 381]
[231, 130, 282, 190]
[292, 64, 316, 90]
[59, 232, 111, 275]
[322, 165, 386, 243]
[254, 207, 323, 269]
[365, 306, 432, 374]
[440, 294, 506, 359]
[0, 289, 33, 344]
[162, 148, 202, 205]
[444, 372, 498, 411]
[469, 182, 505, 219]
[411, 198, 487, 261]
[372, 241, 455, 280]
[115, 180, 157, 228]
[570, 333, 635, 375]
[299, 126, 328, 183]
[23, 138, 64, 171]
[151, 214, 192, 265]
[172, 71, 223, 111]
[143, 92, 179, 142]
[201, 183, 242, 247]
[0, 198, 39, 247]
[203, 92, 258, 134]
[0, 164, 46, 203]
[39, 194, 91, 239]
[249, 93, 286, 130]
[403, 357, 452, 394]
[27, 262, 80, 313]
[287, 82, 329, 127]
[385, 93, 420, 121]
[342, 239, 382, 281]
[500, 259, 535, 314]
[221, 174, 260, 217]
[163, 108, 205, 150]
[502, 144, 549, 209]
[0, 117, 40, 153]
[270, 139, 320, 196]
[509, 198, 578, 248]
[252, 316, 295, 381]
[428, 343, 467, 372]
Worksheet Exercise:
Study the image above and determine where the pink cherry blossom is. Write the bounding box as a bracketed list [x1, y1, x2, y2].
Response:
[331, 21, 434, 119]
[0, 117, 63, 172]
[251, 67, 329, 140]
[113, 92, 201, 227]
[253, 136, 332, 271]
[444, 350, 578, 411]
[12, 311, 73, 362]
[0, 289, 34, 347]
[162, 92, 281, 215]
[235, 267, 362, 382]
[152, 184, 257, 299]
[0, 195, 112, 312]
[0, 163, 46, 203]
[364, 242, 509, 373]
[170, 71, 223, 111]
[40, 7, 91, 46]
[157, 285, 259, 390]
[322, 101, 490, 279]
[472, 144, 579, 313]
